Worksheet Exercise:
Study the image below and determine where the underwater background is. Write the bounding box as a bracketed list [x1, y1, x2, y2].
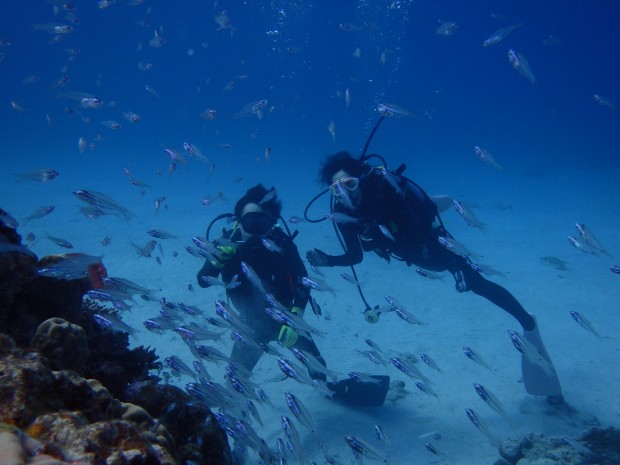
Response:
[1, 1, 619, 464]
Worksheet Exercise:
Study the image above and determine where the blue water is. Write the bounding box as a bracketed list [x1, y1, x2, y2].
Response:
[2, 1, 620, 463]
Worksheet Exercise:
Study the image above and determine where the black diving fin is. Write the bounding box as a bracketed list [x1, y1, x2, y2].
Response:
[328, 375, 390, 407]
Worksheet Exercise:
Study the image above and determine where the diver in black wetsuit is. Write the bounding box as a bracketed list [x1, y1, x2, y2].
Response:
[306, 152, 563, 401]
[198, 183, 389, 406]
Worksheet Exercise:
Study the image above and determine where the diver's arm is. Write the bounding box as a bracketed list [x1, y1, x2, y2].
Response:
[286, 239, 311, 309]
[322, 223, 364, 267]
[196, 239, 239, 288]
[197, 258, 220, 288]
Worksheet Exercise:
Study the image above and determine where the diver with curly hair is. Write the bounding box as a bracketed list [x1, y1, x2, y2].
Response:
[306, 152, 563, 402]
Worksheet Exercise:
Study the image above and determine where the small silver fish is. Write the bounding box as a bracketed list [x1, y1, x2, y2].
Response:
[339, 271, 362, 285]
[214, 299, 253, 335]
[123, 111, 141, 122]
[288, 215, 306, 224]
[15, 168, 60, 183]
[201, 275, 241, 289]
[281, 415, 307, 463]
[132, 240, 157, 258]
[473, 383, 512, 424]
[92, 313, 137, 337]
[23, 205, 55, 223]
[245, 400, 263, 427]
[301, 276, 337, 296]
[436, 21, 457, 36]
[415, 269, 445, 280]
[567, 235, 592, 254]
[364, 338, 386, 354]
[469, 262, 508, 278]
[575, 223, 612, 257]
[453, 200, 486, 230]
[376, 102, 413, 118]
[285, 392, 315, 433]
[438, 235, 482, 259]
[507, 330, 556, 377]
[215, 10, 237, 34]
[390, 357, 432, 385]
[324, 212, 358, 223]
[508, 48, 536, 84]
[195, 345, 231, 364]
[420, 353, 442, 372]
[165, 355, 196, 378]
[474, 145, 503, 171]
[593, 94, 618, 111]
[482, 23, 522, 47]
[344, 435, 388, 463]
[0, 210, 18, 229]
[147, 229, 177, 239]
[570, 311, 601, 338]
[377, 224, 395, 241]
[415, 381, 438, 398]
[375, 424, 391, 445]
[277, 358, 315, 387]
[425, 443, 449, 459]
[46, 233, 73, 248]
[465, 407, 499, 447]
[463, 346, 494, 372]
[240, 261, 267, 294]
[262, 238, 283, 254]
[356, 349, 387, 366]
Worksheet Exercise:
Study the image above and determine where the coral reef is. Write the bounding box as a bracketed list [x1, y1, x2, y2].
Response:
[0, 211, 233, 465]
[0, 426, 69, 465]
[0, 345, 232, 465]
[31, 318, 90, 372]
[496, 427, 620, 465]
[0, 211, 38, 334]
[78, 301, 162, 400]
[0, 348, 174, 465]
[123, 381, 232, 465]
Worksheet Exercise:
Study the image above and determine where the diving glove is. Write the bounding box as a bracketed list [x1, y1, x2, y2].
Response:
[278, 306, 302, 348]
[306, 248, 329, 267]
[211, 244, 237, 269]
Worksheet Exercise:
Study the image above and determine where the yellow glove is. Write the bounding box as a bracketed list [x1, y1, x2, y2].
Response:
[278, 306, 303, 348]
[211, 244, 237, 269]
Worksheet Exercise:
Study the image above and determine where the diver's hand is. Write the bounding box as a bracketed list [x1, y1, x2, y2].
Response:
[278, 306, 303, 348]
[306, 248, 329, 267]
[278, 326, 299, 348]
[211, 244, 237, 268]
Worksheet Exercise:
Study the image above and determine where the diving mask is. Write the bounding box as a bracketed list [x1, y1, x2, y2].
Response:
[329, 176, 360, 209]
[329, 177, 359, 196]
[239, 211, 274, 236]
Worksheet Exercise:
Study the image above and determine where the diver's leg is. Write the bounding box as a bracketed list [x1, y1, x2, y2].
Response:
[297, 335, 391, 406]
[294, 336, 327, 381]
[460, 266, 534, 330]
[228, 341, 262, 465]
[459, 264, 562, 399]
[229, 341, 263, 374]
[328, 375, 391, 407]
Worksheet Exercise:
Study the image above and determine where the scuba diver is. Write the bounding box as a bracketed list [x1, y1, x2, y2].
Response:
[197, 183, 390, 407]
[305, 151, 563, 402]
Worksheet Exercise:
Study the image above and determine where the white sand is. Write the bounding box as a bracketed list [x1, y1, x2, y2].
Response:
[4, 162, 619, 465]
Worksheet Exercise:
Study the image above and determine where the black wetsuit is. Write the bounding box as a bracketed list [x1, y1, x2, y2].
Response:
[323, 169, 536, 331]
[197, 226, 327, 377]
